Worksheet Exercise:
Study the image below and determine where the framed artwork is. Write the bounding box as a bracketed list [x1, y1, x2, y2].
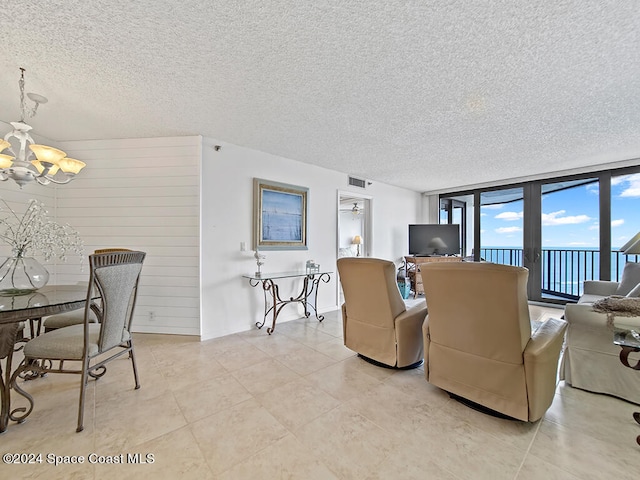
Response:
[253, 178, 308, 250]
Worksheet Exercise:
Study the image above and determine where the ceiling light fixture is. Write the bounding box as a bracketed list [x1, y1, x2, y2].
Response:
[0, 68, 86, 188]
[351, 202, 362, 218]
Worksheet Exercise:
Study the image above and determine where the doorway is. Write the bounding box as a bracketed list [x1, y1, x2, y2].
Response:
[337, 191, 373, 303]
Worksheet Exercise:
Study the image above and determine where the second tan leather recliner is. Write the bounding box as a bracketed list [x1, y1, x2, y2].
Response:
[337, 257, 426, 368]
[422, 262, 567, 421]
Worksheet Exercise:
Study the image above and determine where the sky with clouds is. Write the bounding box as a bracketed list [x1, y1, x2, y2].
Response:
[480, 173, 640, 249]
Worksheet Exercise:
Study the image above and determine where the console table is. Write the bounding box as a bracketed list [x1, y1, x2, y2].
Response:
[404, 255, 462, 297]
[613, 328, 640, 446]
[243, 270, 331, 334]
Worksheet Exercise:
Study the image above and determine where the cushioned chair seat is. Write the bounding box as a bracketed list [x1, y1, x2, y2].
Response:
[44, 309, 97, 332]
[23, 323, 131, 360]
[44, 310, 97, 331]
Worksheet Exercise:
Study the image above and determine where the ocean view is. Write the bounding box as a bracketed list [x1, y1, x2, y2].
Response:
[480, 246, 639, 298]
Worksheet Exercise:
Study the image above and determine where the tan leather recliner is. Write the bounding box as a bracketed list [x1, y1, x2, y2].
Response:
[421, 262, 568, 421]
[337, 257, 426, 368]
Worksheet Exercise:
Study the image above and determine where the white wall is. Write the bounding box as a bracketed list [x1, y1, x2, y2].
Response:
[200, 136, 421, 339]
[422, 194, 438, 223]
[0, 126, 422, 340]
[54, 136, 201, 335]
[371, 184, 423, 264]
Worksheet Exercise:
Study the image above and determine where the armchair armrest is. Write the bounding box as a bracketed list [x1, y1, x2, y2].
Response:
[564, 303, 611, 329]
[523, 318, 568, 421]
[395, 302, 427, 367]
[583, 280, 618, 297]
[524, 318, 568, 359]
[422, 315, 431, 378]
[395, 302, 427, 330]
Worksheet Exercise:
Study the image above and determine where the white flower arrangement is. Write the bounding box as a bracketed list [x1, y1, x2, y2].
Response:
[0, 198, 84, 261]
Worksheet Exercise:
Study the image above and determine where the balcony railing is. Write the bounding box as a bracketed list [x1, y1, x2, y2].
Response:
[479, 247, 640, 300]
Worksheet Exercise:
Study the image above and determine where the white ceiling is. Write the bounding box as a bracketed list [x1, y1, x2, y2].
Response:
[1, 1, 639, 193]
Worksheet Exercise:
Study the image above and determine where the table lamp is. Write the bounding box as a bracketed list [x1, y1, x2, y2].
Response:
[352, 235, 362, 256]
[621, 232, 640, 255]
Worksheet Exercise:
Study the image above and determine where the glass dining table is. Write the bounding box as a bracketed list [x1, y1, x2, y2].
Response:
[0, 284, 89, 433]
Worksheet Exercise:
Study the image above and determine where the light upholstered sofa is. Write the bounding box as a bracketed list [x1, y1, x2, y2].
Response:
[560, 262, 640, 404]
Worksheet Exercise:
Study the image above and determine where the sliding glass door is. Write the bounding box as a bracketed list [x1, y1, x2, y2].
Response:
[479, 187, 525, 267]
[438, 165, 640, 304]
[476, 186, 543, 300]
[476, 179, 600, 301]
[539, 178, 599, 300]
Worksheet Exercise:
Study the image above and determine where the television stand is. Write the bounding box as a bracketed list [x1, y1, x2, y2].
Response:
[404, 255, 462, 298]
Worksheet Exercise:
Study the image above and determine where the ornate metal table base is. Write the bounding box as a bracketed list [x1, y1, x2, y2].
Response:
[0, 323, 21, 433]
[245, 271, 331, 334]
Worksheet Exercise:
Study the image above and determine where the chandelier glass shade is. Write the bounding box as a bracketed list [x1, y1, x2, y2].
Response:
[0, 69, 86, 188]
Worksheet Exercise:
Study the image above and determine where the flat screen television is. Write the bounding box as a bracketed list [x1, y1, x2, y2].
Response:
[408, 224, 460, 256]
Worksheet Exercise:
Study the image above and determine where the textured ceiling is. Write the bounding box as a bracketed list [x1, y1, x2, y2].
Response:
[1, 1, 639, 193]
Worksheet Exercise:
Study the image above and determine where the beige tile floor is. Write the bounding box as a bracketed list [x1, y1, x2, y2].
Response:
[2, 303, 640, 479]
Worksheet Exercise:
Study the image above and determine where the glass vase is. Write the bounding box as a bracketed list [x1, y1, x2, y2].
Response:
[0, 256, 50, 295]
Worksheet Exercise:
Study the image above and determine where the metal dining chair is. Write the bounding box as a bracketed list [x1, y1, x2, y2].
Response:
[42, 249, 132, 332]
[10, 250, 146, 432]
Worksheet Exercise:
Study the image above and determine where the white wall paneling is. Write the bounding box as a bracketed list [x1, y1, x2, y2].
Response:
[54, 136, 201, 335]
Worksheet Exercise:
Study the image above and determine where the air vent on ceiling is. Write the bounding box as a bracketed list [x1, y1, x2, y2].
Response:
[348, 176, 367, 189]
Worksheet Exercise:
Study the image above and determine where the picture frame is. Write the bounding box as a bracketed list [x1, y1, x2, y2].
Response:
[253, 178, 308, 250]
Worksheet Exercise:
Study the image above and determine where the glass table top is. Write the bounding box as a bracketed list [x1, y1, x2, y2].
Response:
[613, 328, 640, 349]
[0, 285, 95, 325]
[242, 270, 332, 281]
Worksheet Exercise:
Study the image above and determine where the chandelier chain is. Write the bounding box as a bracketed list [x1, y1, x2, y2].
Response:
[18, 68, 39, 122]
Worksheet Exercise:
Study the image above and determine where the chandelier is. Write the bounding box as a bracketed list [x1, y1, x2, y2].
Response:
[0, 68, 86, 188]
